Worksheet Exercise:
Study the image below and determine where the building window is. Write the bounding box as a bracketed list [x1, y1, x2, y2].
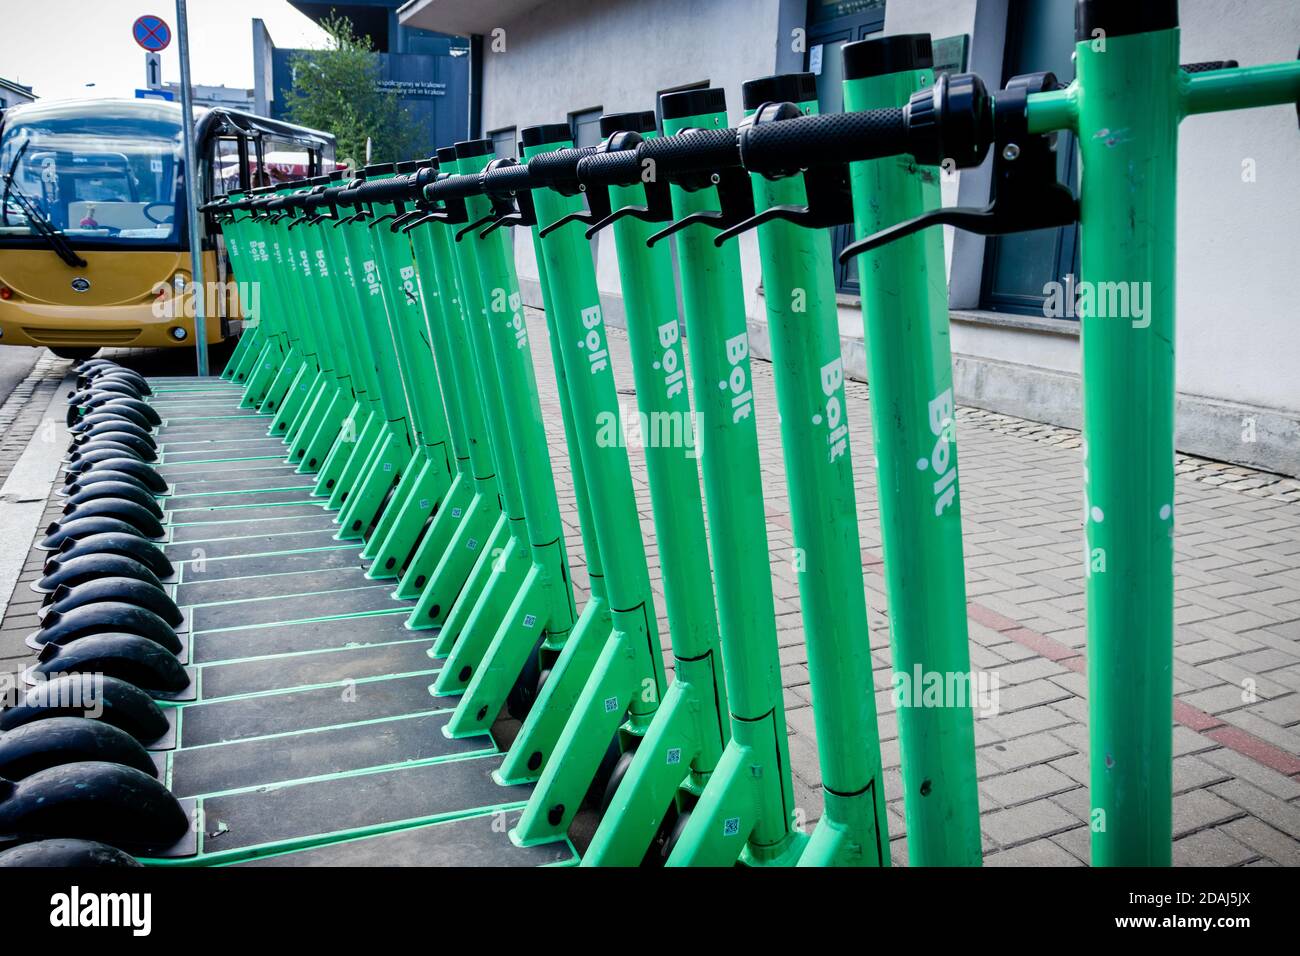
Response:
[979, 0, 1079, 317]
[488, 126, 517, 161]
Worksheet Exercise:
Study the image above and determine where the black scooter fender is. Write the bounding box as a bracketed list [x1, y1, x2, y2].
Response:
[63, 456, 166, 492]
[71, 421, 157, 448]
[68, 381, 144, 403]
[0, 762, 188, 848]
[37, 604, 182, 655]
[0, 674, 169, 743]
[0, 838, 142, 867]
[60, 469, 160, 499]
[40, 579, 181, 628]
[37, 516, 148, 551]
[77, 369, 151, 394]
[35, 553, 164, 595]
[67, 434, 157, 462]
[56, 498, 165, 538]
[51, 533, 174, 579]
[69, 407, 154, 433]
[65, 481, 163, 518]
[0, 717, 156, 779]
[93, 396, 161, 426]
[34, 634, 189, 694]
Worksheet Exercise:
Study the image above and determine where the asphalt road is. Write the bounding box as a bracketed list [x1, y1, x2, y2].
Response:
[0, 344, 41, 404]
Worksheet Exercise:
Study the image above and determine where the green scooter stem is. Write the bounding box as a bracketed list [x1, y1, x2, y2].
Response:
[362, 201, 455, 566]
[843, 50, 982, 867]
[509, 133, 669, 847]
[654, 98, 803, 867]
[492, 225, 615, 793]
[409, 151, 530, 654]
[743, 85, 890, 867]
[1024, 20, 1300, 866]
[582, 125, 730, 866]
[393, 217, 503, 602]
[437, 148, 579, 738]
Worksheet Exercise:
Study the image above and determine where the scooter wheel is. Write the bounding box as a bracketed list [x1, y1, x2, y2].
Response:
[655, 806, 693, 864]
[598, 746, 638, 817]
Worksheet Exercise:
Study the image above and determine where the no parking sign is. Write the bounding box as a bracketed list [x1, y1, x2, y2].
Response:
[132, 14, 172, 52]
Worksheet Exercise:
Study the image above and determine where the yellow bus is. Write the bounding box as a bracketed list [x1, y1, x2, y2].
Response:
[0, 97, 336, 359]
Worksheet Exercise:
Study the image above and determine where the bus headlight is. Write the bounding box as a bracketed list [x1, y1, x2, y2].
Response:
[169, 326, 188, 341]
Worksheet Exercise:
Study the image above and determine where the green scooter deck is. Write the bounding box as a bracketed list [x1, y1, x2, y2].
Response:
[133, 376, 577, 867]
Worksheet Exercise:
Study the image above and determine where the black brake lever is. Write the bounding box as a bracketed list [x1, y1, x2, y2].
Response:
[841, 71, 1077, 262]
[645, 167, 755, 247]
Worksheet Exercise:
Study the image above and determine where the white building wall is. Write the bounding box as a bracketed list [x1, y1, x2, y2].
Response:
[404, 0, 1300, 473]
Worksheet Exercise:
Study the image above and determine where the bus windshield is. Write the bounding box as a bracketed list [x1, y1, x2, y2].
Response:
[0, 99, 185, 250]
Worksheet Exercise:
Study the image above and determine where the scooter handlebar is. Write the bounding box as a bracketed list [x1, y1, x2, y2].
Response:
[575, 148, 642, 188]
[422, 172, 483, 203]
[524, 145, 599, 188]
[635, 127, 740, 178]
[481, 162, 533, 195]
[738, 108, 908, 175]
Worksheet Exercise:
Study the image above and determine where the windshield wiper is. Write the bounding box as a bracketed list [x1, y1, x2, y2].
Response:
[1, 137, 28, 227]
[1, 161, 87, 268]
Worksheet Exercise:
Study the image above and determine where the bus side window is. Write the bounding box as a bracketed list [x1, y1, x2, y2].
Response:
[210, 136, 241, 198]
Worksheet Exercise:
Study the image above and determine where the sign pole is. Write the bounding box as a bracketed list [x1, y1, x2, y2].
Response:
[174, 0, 209, 376]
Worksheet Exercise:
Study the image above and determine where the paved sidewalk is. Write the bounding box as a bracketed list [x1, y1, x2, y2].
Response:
[522, 310, 1299, 867]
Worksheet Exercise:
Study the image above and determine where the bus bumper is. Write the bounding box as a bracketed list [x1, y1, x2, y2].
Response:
[0, 299, 227, 350]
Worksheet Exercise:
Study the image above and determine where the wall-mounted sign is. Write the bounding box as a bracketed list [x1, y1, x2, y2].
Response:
[376, 79, 447, 99]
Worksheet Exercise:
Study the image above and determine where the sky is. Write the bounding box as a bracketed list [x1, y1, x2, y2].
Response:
[3, 0, 331, 101]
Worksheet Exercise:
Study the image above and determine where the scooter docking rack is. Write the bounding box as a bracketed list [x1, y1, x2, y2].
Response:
[838, 72, 1078, 260]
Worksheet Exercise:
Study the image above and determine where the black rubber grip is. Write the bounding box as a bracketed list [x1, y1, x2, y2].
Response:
[525, 146, 599, 187]
[739, 108, 907, 174]
[576, 149, 642, 188]
[284, 191, 317, 211]
[265, 196, 291, 212]
[347, 174, 420, 205]
[320, 184, 352, 205]
[1180, 60, 1238, 73]
[481, 163, 533, 195]
[423, 173, 484, 202]
[636, 128, 740, 177]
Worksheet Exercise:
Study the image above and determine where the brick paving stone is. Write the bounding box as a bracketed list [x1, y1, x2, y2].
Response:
[1172, 789, 1246, 837]
[1220, 817, 1300, 866]
[985, 837, 1084, 867]
[982, 798, 1079, 848]
[1210, 779, 1300, 837]
[981, 763, 1078, 808]
[1172, 828, 1258, 866]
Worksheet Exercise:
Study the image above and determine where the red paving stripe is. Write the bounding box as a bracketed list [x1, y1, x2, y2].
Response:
[1204, 725, 1300, 777]
[969, 600, 1300, 780]
[1172, 699, 1226, 733]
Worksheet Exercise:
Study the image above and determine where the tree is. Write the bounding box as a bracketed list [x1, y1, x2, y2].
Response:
[282, 12, 419, 166]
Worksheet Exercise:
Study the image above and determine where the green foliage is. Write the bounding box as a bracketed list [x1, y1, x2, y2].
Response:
[282, 12, 419, 166]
